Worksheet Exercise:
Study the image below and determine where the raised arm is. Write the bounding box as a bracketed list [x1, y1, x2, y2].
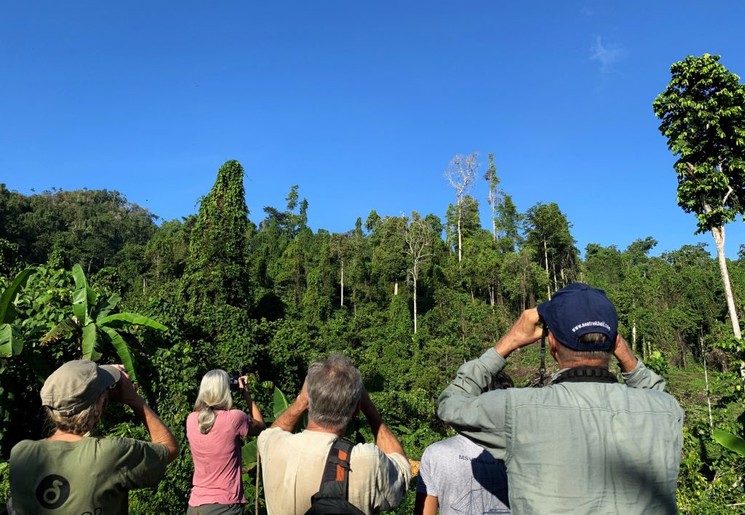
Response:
[613, 334, 667, 391]
[109, 366, 179, 463]
[238, 376, 266, 436]
[360, 390, 406, 458]
[270, 381, 309, 432]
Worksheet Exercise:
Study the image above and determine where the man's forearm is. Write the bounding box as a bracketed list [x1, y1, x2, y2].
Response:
[361, 395, 406, 457]
[130, 400, 179, 463]
[271, 399, 306, 432]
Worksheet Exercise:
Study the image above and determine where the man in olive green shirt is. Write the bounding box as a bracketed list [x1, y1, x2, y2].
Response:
[438, 283, 684, 514]
[9, 360, 178, 514]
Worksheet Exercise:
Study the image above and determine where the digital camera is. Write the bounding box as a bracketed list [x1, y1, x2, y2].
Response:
[228, 366, 251, 390]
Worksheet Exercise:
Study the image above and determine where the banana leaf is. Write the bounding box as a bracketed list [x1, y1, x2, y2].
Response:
[40, 318, 79, 346]
[81, 323, 101, 361]
[97, 293, 121, 320]
[273, 387, 289, 419]
[713, 429, 745, 457]
[0, 268, 33, 323]
[72, 264, 96, 326]
[98, 313, 167, 331]
[0, 323, 24, 357]
[242, 438, 259, 471]
[101, 326, 137, 381]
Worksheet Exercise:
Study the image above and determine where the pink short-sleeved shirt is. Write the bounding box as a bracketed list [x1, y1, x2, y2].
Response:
[187, 409, 251, 506]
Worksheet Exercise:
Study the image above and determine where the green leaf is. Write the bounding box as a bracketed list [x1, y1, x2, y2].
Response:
[72, 264, 95, 326]
[101, 326, 137, 382]
[0, 268, 33, 323]
[272, 387, 289, 419]
[97, 293, 121, 320]
[241, 438, 258, 471]
[713, 429, 745, 456]
[40, 318, 79, 346]
[0, 323, 21, 357]
[81, 323, 100, 361]
[98, 312, 167, 331]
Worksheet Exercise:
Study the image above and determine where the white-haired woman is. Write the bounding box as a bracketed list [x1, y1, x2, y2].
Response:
[186, 369, 265, 515]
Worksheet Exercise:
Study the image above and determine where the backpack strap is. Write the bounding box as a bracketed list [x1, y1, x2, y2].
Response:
[304, 438, 366, 515]
[319, 438, 355, 491]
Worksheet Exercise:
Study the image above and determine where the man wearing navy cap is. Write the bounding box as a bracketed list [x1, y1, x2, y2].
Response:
[438, 283, 683, 514]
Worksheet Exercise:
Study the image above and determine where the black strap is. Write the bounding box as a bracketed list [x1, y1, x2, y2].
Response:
[552, 366, 618, 384]
[306, 438, 366, 515]
[319, 438, 355, 488]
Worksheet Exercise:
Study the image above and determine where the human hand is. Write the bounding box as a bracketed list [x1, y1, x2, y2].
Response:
[295, 380, 310, 411]
[107, 365, 143, 407]
[494, 308, 544, 358]
[612, 334, 638, 372]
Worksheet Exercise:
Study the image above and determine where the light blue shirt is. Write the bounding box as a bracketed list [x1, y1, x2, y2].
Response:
[438, 348, 683, 515]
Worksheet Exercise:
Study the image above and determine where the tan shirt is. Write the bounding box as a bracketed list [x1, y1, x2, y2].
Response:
[258, 427, 411, 515]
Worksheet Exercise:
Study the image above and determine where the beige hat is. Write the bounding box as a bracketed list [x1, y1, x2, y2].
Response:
[40, 360, 121, 416]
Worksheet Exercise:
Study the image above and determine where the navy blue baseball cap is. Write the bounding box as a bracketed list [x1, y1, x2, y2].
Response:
[536, 283, 617, 351]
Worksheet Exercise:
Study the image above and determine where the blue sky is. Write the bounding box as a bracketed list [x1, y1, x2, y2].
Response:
[2, 1, 745, 258]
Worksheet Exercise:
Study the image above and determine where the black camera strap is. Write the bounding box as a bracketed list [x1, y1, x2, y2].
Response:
[552, 366, 618, 384]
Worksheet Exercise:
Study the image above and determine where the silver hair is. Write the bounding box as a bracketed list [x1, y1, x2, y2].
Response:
[193, 369, 233, 434]
[307, 354, 363, 432]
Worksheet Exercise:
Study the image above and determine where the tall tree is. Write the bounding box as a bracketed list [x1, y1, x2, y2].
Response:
[182, 160, 250, 310]
[653, 54, 745, 340]
[404, 212, 435, 334]
[495, 193, 522, 253]
[445, 153, 479, 262]
[484, 153, 500, 241]
[524, 202, 579, 298]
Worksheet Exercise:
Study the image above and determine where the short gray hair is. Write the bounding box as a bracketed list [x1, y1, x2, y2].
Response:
[306, 354, 363, 432]
[193, 369, 233, 434]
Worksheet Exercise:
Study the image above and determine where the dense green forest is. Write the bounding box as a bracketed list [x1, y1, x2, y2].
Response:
[0, 156, 744, 513]
[2, 54, 745, 514]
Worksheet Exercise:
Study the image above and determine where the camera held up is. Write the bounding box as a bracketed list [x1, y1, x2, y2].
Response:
[228, 366, 251, 391]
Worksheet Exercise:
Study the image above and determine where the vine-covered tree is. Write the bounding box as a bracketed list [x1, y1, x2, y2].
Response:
[653, 53, 745, 340]
[182, 160, 250, 310]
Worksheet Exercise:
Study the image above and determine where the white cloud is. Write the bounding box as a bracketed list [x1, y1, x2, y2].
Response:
[590, 35, 624, 72]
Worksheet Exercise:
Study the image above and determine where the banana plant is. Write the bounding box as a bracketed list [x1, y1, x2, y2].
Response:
[42, 264, 167, 381]
[713, 429, 745, 457]
[0, 268, 34, 358]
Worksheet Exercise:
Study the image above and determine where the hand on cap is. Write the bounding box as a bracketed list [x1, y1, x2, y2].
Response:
[495, 308, 544, 358]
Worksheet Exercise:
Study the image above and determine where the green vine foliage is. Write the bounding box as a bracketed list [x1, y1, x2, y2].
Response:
[182, 160, 250, 312]
[6, 146, 745, 513]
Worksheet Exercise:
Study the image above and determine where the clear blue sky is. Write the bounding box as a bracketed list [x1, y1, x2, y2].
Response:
[3, 1, 745, 258]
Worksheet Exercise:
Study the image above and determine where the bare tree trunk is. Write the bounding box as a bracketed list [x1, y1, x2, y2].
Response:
[340, 259, 345, 307]
[711, 225, 741, 338]
[393, 281, 398, 296]
[457, 212, 463, 262]
[413, 275, 418, 334]
[700, 334, 714, 431]
[632, 320, 637, 355]
[711, 224, 745, 388]
[543, 238, 550, 299]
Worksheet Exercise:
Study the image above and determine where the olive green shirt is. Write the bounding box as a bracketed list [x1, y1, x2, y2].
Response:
[9, 436, 169, 515]
[438, 348, 684, 515]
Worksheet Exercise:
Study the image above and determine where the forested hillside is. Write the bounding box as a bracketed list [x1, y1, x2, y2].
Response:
[1, 157, 744, 513]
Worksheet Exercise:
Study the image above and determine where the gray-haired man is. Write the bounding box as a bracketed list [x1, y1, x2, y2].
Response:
[258, 353, 412, 515]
